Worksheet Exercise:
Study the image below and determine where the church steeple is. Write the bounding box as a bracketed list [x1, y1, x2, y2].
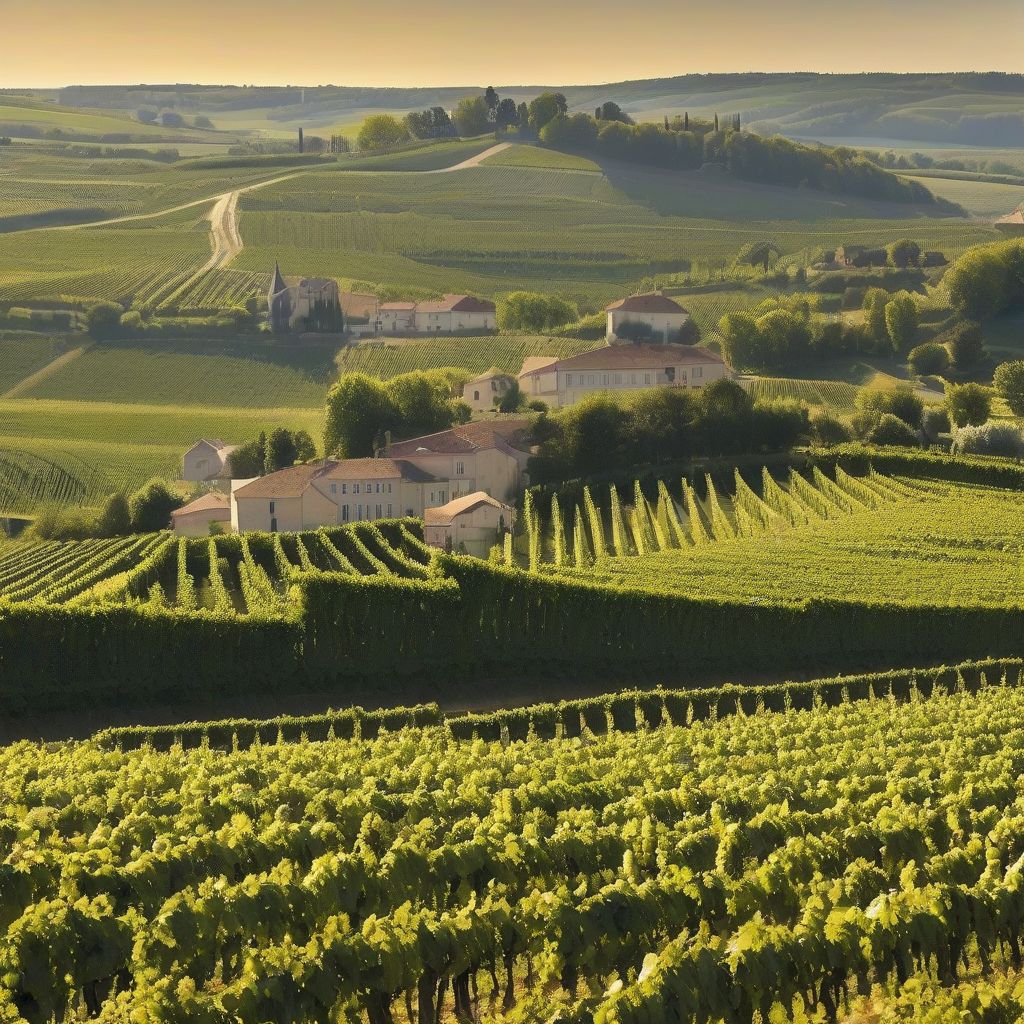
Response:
[270, 261, 287, 295]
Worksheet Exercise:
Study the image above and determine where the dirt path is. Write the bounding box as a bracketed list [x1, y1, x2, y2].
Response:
[2, 343, 91, 399]
[423, 141, 512, 173]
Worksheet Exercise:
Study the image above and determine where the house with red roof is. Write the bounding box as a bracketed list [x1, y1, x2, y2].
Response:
[606, 292, 691, 343]
[517, 343, 727, 409]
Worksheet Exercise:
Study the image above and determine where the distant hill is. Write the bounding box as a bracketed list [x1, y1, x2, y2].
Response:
[8, 73, 1024, 146]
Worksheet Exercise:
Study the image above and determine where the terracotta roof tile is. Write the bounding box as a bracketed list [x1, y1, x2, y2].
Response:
[519, 344, 723, 376]
[423, 491, 510, 526]
[605, 293, 689, 314]
[171, 492, 230, 518]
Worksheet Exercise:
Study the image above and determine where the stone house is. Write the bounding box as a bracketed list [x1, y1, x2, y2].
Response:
[182, 439, 238, 482]
[423, 492, 514, 557]
[605, 293, 691, 343]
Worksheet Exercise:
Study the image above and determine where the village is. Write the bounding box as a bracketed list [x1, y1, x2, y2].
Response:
[173, 270, 728, 555]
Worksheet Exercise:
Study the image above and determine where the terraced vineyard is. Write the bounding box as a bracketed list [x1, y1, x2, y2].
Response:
[531, 468, 1024, 606]
[0, 446, 112, 515]
[6, 665, 1024, 1022]
[741, 375, 861, 410]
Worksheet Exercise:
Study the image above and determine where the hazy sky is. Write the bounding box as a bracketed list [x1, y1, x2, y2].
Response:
[4, 0, 1023, 87]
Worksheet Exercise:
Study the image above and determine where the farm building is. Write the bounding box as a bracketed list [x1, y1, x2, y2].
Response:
[267, 264, 343, 333]
[170, 492, 231, 536]
[423, 491, 514, 558]
[518, 344, 727, 409]
[350, 294, 497, 336]
[996, 205, 1024, 234]
[462, 367, 516, 412]
[230, 420, 531, 533]
[605, 293, 691, 343]
[182, 439, 238, 482]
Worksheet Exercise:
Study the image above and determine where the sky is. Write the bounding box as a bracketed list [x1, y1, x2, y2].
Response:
[3, 0, 1023, 88]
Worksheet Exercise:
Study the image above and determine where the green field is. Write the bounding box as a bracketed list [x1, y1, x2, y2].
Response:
[903, 173, 1024, 217]
[0, 334, 69, 393]
[483, 143, 601, 172]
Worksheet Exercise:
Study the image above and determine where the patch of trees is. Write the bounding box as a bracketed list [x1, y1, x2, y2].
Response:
[357, 114, 410, 151]
[944, 239, 1024, 319]
[405, 107, 456, 140]
[228, 428, 317, 478]
[528, 380, 808, 484]
[324, 369, 471, 458]
[497, 292, 579, 332]
[994, 360, 1024, 416]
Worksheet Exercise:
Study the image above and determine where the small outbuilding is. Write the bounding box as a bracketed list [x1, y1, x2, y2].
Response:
[462, 367, 516, 413]
[170, 492, 231, 536]
[182, 439, 238, 483]
[423, 491, 514, 558]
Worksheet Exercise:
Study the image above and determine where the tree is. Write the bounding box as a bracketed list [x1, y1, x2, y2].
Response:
[293, 430, 317, 462]
[494, 98, 519, 129]
[922, 406, 950, 442]
[228, 433, 266, 478]
[735, 240, 781, 273]
[854, 385, 924, 431]
[908, 342, 949, 375]
[452, 96, 490, 137]
[527, 92, 567, 133]
[160, 111, 185, 127]
[357, 114, 409, 151]
[597, 101, 632, 124]
[193, 115, 214, 129]
[946, 382, 992, 427]
[497, 380, 523, 414]
[540, 113, 598, 150]
[96, 491, 131, 537]
[862, 288, 890, 347]
[136, 108, 158, 123]
[944, 241, 1020, 317]
[497, 292, 578, 332]
[324, 374, 398, 457]
[994, 360, 1024, 416]
[384, 370, 459, 438]
[886, 239, 921, 268]
[265, 427, 298, 473]
[946, 321, 986, 368]
[484, 86, 499, 114]
[86, 301, 123, 340]
[884, 291, 918, 354]
[951, 421, 1024, 458]
[516, 102, 530, 132]
[128, 479, 181, 533]
[867, 413, 919, 447]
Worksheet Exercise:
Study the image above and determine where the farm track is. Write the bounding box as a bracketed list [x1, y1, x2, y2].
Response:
[2, 344, 91, 399]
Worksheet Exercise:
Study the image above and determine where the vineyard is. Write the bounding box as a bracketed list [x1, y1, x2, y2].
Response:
[5, 668, 1024, 1021]
[0, 447, 112, 515]
[527, 469, 1024, 606]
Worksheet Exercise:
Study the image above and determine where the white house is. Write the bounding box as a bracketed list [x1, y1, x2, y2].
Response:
[423, 492, 514, 557]
[182, 439, 238, 483]
[230, 420, 531, 533]
[378, 302, 417, 333]
[170, 492, 231, 536]
[462, 367, 516, 413]
[606, 293, 691, 343]
[517, 343, 728, 409]
[414, 294, 496, 333]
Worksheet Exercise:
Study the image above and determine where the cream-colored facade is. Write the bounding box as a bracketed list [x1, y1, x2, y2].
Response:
[462, 368, 516, 413]
[605, 293, 691, 343]
[182, 439, 237, 482]
[229, 423, 530, 534]
[170, 493, 231, 536]
[423, 492, 514, 558]
[518, 344, 728, 409]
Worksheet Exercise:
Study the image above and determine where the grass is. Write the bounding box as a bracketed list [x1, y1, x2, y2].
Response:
[483, 144, 600, 172]
[902, 174, 1024, 218]
[21, 339, 339, 407]
[331, 137, 496, 172]
[0, 335, 70, 393]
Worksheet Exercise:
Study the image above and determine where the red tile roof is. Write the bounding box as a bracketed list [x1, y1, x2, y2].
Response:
[606, 293, 689, 314]
[388, 418, 532, 456]
[415, 294, 496, 314]
[519, 344, 723, 376]
[423, 491, 511, 526]
[233, 457, 439, 499]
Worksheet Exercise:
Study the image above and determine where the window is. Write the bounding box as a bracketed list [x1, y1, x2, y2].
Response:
[341, 483, 347, 494]
[430, 491, 435, 503]
[354, 483, 360, 494]
[645, 373, 652, 385]
[630, 374, 637, 385]
[269, 500, 275, 514]
[341, 504, 349, 521]
[388, 483, 392, 494]
[270, 517, 277, 533]
[566, 373, 573, 386]
[602, 374, 609, 386]
[455, 461, 465, 476]
[330, 483, 337, 494]
[376, 483, 381, 493]
[387, 503, 392, 516]
[613, 373, 622, 385]
[357, 505, 363, 519]
[693, 366, 703, 379]
[376, 504, 382, 518]
[588, 374, 596, 386]
[474, 390, 480, 401]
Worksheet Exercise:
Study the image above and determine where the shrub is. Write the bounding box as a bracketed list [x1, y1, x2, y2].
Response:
[129, 479, 181, 533]
[946, 382, 992, 427]
[908, 342, 950, 375]
[866, 413, 920, 447]
[922, 406, 951, 442]
[945, 321, 986, 368]
[497, 292, 579, 332]
[96, 492, 131, 537]
[854, 385, 924, 430]
[951, 422, 1024, 458]
[811, 411, 853, 446]
[86, 301, 123, 340]
[993, 360, 1024, 416]
[23, 505, 98, 541]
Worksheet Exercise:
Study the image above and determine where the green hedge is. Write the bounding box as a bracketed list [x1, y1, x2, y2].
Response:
[95, 657, 1023, 750]
[810, 443, 1024, 489]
